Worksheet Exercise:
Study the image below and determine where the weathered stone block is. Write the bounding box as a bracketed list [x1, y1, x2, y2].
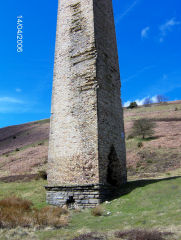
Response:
[79, 195, 84, 199]
[88, 195, 94, 198]
[81, 200, 89, 204]
[88, 199, 100, 204]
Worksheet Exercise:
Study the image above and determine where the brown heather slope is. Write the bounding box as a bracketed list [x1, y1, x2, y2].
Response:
[125, 101, 181, 179]
[0, 101, 181, 180]
[0, 119, 50, 178]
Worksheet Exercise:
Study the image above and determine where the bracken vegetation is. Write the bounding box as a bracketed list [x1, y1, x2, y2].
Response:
[37, 170, 47, 180]
[114, 229, 169, 240]
[0, 196, 69, 228]
[91, 205, 104, 217]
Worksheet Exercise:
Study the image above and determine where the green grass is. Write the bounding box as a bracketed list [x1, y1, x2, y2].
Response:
[126, 137, 143, 150]
[0, 180, 47, 209]
[37, 176, 181, 239]
[1, 177, 180, 239]
[70, 177, 181, 229]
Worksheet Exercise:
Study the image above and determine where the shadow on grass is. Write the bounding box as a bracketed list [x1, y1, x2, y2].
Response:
[127, 135, 163, 141]
[153, 117, 181, 122]
[108, 176, 181, 201]
[0, 174, 38, 183]
[141, 135, 163, 141]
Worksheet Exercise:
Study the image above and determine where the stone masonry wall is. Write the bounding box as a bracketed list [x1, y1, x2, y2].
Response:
[47, 0, 127, 207]
[46, 184, 115, 208]
[48, 0, 99, 186]
[93, 0, 127, 186]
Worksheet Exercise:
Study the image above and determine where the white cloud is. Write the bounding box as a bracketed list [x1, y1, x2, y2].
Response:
[116, 0, 139, 23]
[124, 95, 159, 107]
[0, 97, 23, 104]
[135, 97, 147, 106]
[15, 88, 22, 93]
[159, 18, 180, 42]
[123, 101, 131, 107]
[141, 26, 150, 39]
[151, 96, 159, 103]
[123, 98, 146, 107]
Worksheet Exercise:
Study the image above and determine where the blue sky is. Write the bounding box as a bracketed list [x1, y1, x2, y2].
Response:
[0, 0, 181, 127]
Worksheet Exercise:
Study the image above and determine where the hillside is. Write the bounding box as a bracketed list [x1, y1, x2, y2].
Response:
[0, 101, 181, 239]
[0, 119, 49, 179]
[125, 101, 181, 179]
[0, 101, 181, 180]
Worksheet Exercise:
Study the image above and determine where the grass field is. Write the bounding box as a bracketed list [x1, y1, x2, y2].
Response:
[0, 176, 181, 240]
[0, 180, 47, 209]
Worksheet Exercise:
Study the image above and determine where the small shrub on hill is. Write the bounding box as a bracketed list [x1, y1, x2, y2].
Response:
[91, 205, 104, 217]
[33, 206, 68, 228]
[156, 95, 167, 104]
[127, 102, 138, 109]
[131, 118, 156, 139]
[137, 141, 143, 148]
[37, 170, 47, 180]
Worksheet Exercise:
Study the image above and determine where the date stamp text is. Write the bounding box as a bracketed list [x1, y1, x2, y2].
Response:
[17, 16, 23, 53]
